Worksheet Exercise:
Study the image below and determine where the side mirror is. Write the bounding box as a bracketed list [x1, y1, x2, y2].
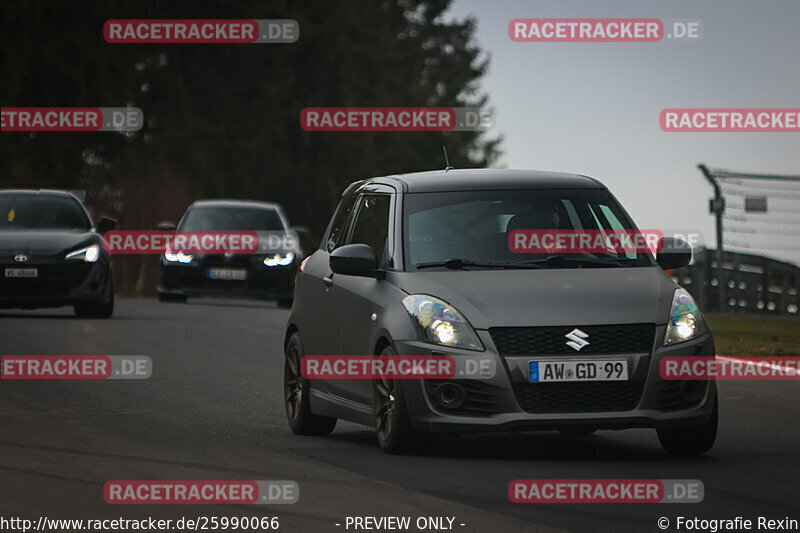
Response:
[330, 244, 377, 277]
[158, 221, 176, 231]
[96, 216, 116, 234]
[291, 225, 309, 235]
[656, 237, 692, 270]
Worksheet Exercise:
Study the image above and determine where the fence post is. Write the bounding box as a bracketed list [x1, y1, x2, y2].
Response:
[698, 164, 725, 312]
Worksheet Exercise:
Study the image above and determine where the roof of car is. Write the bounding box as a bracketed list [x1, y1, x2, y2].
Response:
[0, 189, 79, 197]
[363, 168, 605, 193]
[191, 199, 282, 210]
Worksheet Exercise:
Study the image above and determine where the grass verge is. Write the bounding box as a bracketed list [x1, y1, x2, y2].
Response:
[706, 314, 800, 356]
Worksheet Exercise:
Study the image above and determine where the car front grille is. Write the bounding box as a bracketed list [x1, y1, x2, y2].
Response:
[489, 323, 655, 355]
[513, 381, 644, 413]
[202, 255, 253, 268]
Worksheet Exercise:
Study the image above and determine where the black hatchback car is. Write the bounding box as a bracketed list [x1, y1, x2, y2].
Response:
[157, 199, 304, 307]
[0, 189, 116, 317]
[283, 169, 717, 455]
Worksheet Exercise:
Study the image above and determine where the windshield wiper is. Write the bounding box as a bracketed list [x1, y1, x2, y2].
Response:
[509, 255, 631, 268]
[415, 258, 541, 270]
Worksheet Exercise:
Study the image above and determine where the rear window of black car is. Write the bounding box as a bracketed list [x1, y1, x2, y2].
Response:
[0, 195, 91, 231]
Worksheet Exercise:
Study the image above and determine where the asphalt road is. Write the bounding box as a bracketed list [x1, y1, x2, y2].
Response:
[1, 298, 799, 533]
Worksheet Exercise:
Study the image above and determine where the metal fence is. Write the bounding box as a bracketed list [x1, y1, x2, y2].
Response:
[700, 164, 800, 268]
[673, 246, 800, 315]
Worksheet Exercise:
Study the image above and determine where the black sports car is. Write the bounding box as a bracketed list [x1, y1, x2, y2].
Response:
[157, 199, 305, 307]
[0, 190, 116, 317]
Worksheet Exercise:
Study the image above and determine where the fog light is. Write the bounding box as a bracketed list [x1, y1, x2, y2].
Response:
[679, 380, 705, 404]
[434, 383, 466, 409]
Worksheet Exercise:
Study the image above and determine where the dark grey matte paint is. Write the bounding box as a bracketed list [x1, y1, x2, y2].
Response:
[285, 169, 716, 453]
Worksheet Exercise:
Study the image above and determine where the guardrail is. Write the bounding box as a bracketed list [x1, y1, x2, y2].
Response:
[672, 247, 800, 315]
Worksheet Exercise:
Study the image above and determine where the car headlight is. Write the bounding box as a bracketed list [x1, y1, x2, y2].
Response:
[664, 288, 704, 345]
[164, 248, 193, 263]
[402, 294, 483, 351]
[66, 244, 100, 263]
[264, 252, 295, 267]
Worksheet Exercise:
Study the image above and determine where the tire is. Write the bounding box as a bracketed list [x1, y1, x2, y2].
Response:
[74, 275, 114, 318]
[276, 297, 293, 309]
[657, 396, 718, 457]
[284, 333, 336, 435]
[158, 292, 187, 303]
[372, 345, 426, 454]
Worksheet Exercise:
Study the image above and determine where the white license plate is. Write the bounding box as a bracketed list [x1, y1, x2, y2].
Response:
[5, 268, 38, 278]
[207, 268, 247, 281]
[529, 360, 628, 382]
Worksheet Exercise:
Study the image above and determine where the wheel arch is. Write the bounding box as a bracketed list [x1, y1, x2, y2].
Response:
[284, 323, 299, 351]
[373, 333, 394, 355]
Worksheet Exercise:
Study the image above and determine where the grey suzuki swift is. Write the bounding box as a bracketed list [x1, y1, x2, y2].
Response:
[284, 169, 717, 455]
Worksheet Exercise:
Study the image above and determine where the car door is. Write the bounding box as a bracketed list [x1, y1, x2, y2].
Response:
[325, 188, 395, 404]
[295, 188, 358, 361]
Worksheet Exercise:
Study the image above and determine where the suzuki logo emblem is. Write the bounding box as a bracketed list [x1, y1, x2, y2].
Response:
[565, 328, 590, 351]
[14, 254, 29, 263]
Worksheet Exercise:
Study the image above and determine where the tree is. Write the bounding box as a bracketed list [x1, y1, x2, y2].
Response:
[0, 0, 501, 294]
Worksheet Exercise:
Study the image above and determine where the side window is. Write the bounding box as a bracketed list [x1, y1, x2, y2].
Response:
[348, 194, 391, 265]
[325, 192, 358, 252]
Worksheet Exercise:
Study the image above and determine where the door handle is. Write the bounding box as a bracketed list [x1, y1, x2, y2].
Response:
[322, 275, 334, 287]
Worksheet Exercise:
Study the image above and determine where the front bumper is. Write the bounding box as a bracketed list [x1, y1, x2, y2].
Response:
[396, 326, 716, 433]
[158, 257, 296, 300]
[0, 260, 111, 309]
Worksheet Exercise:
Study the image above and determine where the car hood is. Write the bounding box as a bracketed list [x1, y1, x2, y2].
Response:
[392, 267, 677, 328]
[0, 230, 98, 257]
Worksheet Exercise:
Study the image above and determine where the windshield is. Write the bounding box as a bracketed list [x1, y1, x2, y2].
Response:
[0, 195, 91, 231]
[403, 189, 653, 270]
[180, 206, 285, 231]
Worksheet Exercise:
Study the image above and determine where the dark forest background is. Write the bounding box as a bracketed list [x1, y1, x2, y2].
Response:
[0, 0, 501, 295]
